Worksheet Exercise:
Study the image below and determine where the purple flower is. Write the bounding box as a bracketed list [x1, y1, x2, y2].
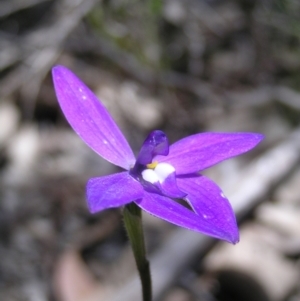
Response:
[52, 65, 263, 244]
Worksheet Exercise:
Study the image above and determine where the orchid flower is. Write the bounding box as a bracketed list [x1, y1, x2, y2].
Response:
[52, 65, 263, 244]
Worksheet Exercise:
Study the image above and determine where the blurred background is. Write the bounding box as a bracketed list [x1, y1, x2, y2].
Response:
[1, 0, 300, 300]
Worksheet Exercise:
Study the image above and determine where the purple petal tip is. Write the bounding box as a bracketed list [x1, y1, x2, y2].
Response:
[52, 65, 135, 170]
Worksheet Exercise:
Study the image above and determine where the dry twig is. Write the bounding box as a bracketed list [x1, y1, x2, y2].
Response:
[0, 0, 100, 117]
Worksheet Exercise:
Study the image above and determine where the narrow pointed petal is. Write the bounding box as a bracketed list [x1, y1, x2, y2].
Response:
[87, 172, 144, 213]
[155, 132, 264, 175]
[177, 174, 239, 243]
[136, 191, 237, 243]
[52, 66, 135, 170]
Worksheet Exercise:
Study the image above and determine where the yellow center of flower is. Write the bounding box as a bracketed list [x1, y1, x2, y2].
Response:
[146, 161, 158, 169]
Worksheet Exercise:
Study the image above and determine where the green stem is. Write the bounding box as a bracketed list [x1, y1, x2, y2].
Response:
[123, 203, 152, 301]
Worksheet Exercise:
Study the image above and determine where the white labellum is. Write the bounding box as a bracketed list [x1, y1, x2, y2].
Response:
[142, 163, 175, 184]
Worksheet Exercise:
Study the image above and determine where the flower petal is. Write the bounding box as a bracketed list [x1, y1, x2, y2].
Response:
[52, 66, 135, 170]
[155, 132, 264, 175]
[136, 191, 237, 243]
[177, 174, 239, 244]
[87, 172, 144, 213]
